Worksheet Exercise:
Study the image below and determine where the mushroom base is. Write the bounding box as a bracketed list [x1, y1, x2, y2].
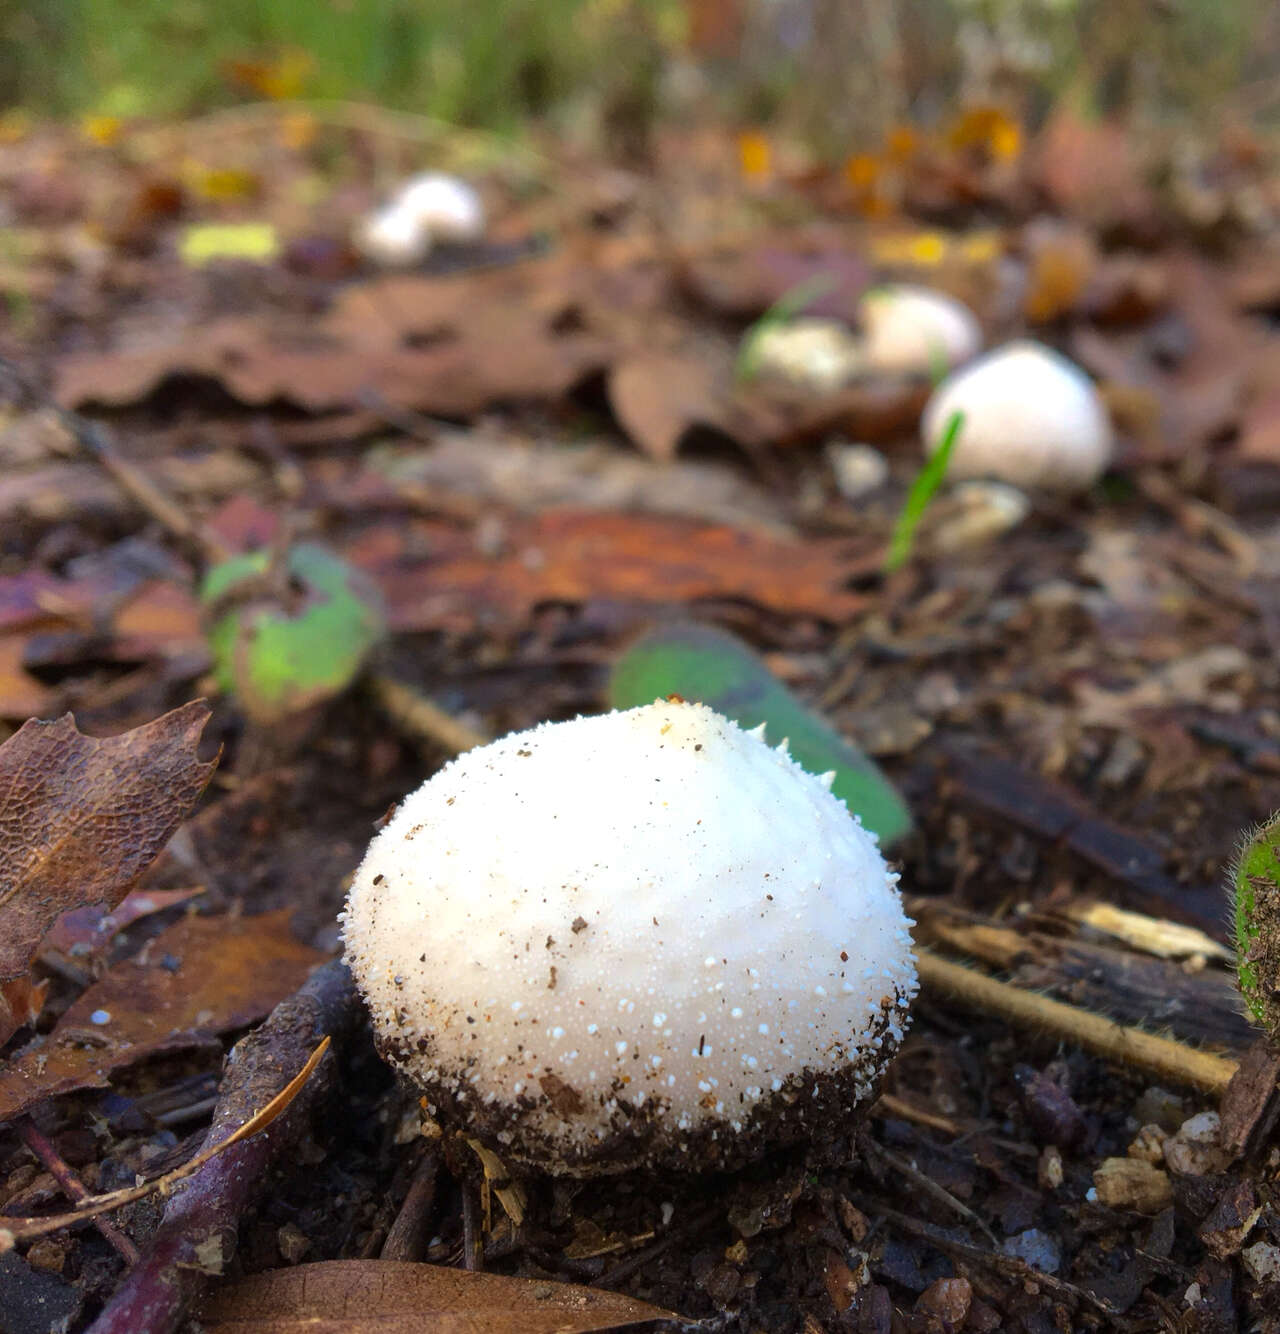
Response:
[376, 987, 910, 1177]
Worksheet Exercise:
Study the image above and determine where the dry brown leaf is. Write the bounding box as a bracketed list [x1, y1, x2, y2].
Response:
[0, 637, 55, 721]
[0, 974, 48, 1048]
[56, 264, 613, 418]
[1237, 387, 1280, 463]
[0, 909, 323, 1122]
[0, 700, 217, 981]
[609, 353, 725, 460]
[198, 1259, 676, 1333]
[354, 509, 875, 629]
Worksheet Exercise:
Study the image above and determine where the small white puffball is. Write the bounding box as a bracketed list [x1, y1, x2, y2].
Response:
[394, 172, 486, 245]
[827, 442, 890, 501]
[354, 205, 431, 268]
[922, 340, 1113, 492]
[750, 318, 864, 394]
[342, 699, 917, 1176]
[859, 285, 982, 376]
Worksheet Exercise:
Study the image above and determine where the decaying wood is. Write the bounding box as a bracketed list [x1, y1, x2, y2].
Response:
[1219, 1037, 1280, 1159]
[911, 900, 1253, 1051]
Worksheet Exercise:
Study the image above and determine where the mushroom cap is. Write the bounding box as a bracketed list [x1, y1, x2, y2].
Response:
[859, 284, 982, 375]
[394, 172, 485, 244]
[751, 317, 864, 393]
[342, 699, 916, 1175]
[922, 340, 1113, 491]
[354, 205, 431, 268]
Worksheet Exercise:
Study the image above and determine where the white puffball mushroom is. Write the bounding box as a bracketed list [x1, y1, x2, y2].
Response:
[342, 698, 917, 1176]
[922, 340, 1113, 492]
[828, 442, 890, 502]
[750, 318, 864, 394]
[858, 284, 982, 376]
[394, 172, 486, 245]
[354, 205, 432, 268]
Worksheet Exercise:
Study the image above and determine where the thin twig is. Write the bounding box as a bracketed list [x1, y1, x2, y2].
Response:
[461, 1181, 482, 1272]
[369, 675, 488, 756]
[871, 1093, 963, 1138]
[1, 1037, 331, 1251]
[380, 1148, 441, 1262]
[0, 356, 228, 565]
[17, 1120, 140, 1265]
[917, 950, 1239, 1095]
[861, 1138, 997, 1246]
[81, 960, 359, 1334]
[847, 1193, 1118, 1315]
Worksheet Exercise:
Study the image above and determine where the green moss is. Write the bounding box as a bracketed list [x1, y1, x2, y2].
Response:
[1233, 812, 1280, 1033]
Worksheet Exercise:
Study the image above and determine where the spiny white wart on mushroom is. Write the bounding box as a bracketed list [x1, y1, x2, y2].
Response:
[342, 698, 917, 1174]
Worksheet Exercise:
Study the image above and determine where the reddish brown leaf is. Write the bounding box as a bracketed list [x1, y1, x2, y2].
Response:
[353, 509, 874, 629]
[0, 974, 48, 1048]
[198, 1259, 675, 1333]
[0, 701, 217, 982]
[0, 909, 323, 1121]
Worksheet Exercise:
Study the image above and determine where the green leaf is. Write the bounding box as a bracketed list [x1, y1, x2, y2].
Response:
[1233, 813, 1280, 1032]
[201, 543, 385, 724]
[608, 622, 912, 847]
[884, 410, 964, 573]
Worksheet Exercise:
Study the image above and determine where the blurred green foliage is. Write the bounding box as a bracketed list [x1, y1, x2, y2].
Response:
[2, 0, 1273, 137]
[0, 0, 678, 130]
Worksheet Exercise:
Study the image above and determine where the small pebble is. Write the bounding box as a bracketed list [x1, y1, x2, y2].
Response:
[827, 442, 889, 501]
[1127, 1124, 1167, 1164]
[1002, 1228, 1060, 1274]
[1092, 1157, 1173, 1214]
[1037, 1145, 1064, 1191]
[915, 1276, 972, 1324]
[1164, 1111, 1232, 1177]
[1242, 1240, 1280, 1284]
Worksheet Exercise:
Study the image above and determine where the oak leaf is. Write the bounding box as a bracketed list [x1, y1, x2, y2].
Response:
[0, 700, 217, 982]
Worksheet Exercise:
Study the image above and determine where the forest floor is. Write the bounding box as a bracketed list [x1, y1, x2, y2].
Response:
[1, 106, 1280, 1332]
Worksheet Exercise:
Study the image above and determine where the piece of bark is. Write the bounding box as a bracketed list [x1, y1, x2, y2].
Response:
[941, 743, 1222, 937]
[87, 960, 358, 1334]
[1219, 1037, 1280, 1159]
[912, 903, 1253, 1051]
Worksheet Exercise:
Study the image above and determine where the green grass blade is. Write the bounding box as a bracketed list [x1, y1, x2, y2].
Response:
[608, 622, 912, 847]
[884, 410, 964, 574]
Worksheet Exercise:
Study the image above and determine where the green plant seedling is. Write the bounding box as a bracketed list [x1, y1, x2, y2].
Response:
[202, 542, 385, 726]
[734, 273, 839, 384]
[1233, 812, 1280, 1035]
[609, 621, 912, 847]
[884, 410, 964, 574]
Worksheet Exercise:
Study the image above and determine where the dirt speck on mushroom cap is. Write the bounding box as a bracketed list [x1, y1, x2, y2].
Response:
[341, 698, 917, 1174]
